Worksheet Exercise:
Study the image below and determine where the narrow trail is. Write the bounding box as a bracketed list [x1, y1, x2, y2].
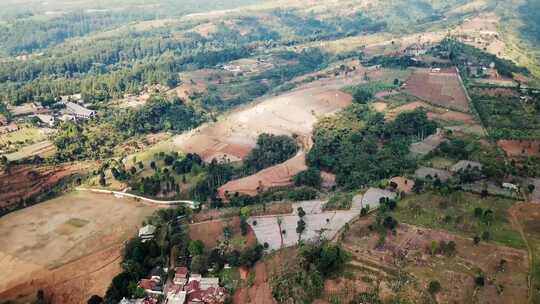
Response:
[510, 206, 534, 304]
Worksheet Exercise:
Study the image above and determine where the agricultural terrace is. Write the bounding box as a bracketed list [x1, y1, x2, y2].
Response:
[470, 87, 540, 139]
[340, 220, 528, 304]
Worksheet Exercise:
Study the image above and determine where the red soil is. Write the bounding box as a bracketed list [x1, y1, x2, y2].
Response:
[0, 162, 96, 208]
[404, 67, 470, 112]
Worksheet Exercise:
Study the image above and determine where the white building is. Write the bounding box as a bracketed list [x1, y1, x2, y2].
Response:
[139, 224, 157, 242]
[65, 102, 95, 119]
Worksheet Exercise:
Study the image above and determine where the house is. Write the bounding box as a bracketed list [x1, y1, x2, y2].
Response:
[185, 280, 227, 304]
[450, 160, 482, 173]
[502, 183, 519, 192]
[174, 267, 189, 285]
[360, 188, 397, 210]
[35, 114, 55, 127]
[0, 123, 19, 134]
[138, 277, 163, 295]
[404, 44, 428, 56]
[65, 102, 95, 119]
[139, 225, 157, 242]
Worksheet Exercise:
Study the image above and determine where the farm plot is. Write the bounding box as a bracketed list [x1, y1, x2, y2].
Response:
[0, 191, 157, 303]
[218, 151, 307, 198]
[404, 68, 471, 112]
[470, 90, 540, 139]
[394, 191, 524, 249]
[248, 197, 363, 251]
[340, 221, 528, 304]
[497, 140, 540, 159]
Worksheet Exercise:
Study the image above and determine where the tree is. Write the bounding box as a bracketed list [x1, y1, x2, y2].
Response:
[428, 280, 441, 294]
[99, 171, 106, 187]
[296, 218, 306, 235]
[473, 235, 481, 245]
[188, 240, 205, 256]
[191, 254, 209, 274]
[353, 87, 373, 104]
[87, 295, 103, 304]
[474, 207, 484, 218]
[529, 184, 536, 193]
[240, 216, 249, 236]
[294, 168, 322, 188]
[475, 275, 485, 287]
[298, 207, 306, 218]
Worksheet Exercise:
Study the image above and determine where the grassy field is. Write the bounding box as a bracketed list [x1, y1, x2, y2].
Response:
[0, 126, 47, 146]
[394, 191, 525, 249]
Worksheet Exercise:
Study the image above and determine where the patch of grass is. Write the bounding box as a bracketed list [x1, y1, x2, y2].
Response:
[394, 191, 524, 249]
[382, 93, 418, 109]
[324, 192, 354, 210]
[423, 157, 455, 170]
[220, 267, 241, 291]
[0, 126, 46, 146]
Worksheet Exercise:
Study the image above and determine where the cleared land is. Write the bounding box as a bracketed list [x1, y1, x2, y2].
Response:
[248, 197, 364, 251]
[0, 162, 96, 210]
[0, 191, 157, 303]
[173, 76, 359, 162]
[497, 140, 540, 159]
[339, 221, 528, 304]
[404, 68, 471, 112]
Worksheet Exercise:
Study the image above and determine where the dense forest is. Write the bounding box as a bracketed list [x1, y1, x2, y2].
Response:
[307, 106, 436, 189]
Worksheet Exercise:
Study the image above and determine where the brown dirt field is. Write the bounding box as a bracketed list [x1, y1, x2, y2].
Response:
[173, 68, 368, 163]
[0, 191, 157, 303]
[218, 152, 308, 198]
[497, 140, 540, 158]
[404, 68, 470, 112]
[341, 221, 529, 304]
[385, 100, 477, 127]
[232, 248, 297, 304]
[189, 216, 256, 249]
[389, 176, 414, 194]
[0, 161, 97, 209]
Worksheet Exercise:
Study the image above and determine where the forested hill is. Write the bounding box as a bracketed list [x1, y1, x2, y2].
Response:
[0, 0, 262, 56]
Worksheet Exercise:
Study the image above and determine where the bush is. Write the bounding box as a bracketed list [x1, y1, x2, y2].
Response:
[428, 280, 441, 294]
[294, 168, 322, 188]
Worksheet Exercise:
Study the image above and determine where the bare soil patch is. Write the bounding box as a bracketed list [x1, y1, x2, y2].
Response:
[232, 248, 297, 304]
[189, 216, 256, 249]
[0, 191, 156, 303]
[498, 140, 540, 158]
[404, 68, 470, 112]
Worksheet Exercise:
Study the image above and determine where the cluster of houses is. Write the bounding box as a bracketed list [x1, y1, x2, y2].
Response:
[134, 224, 228, 304]
[122, 266, 228, 304]
[1, 94, 96, 131]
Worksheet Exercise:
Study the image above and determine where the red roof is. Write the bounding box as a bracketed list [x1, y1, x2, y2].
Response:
[138, 279, 158, 290]
[175, 266, 189, 278]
